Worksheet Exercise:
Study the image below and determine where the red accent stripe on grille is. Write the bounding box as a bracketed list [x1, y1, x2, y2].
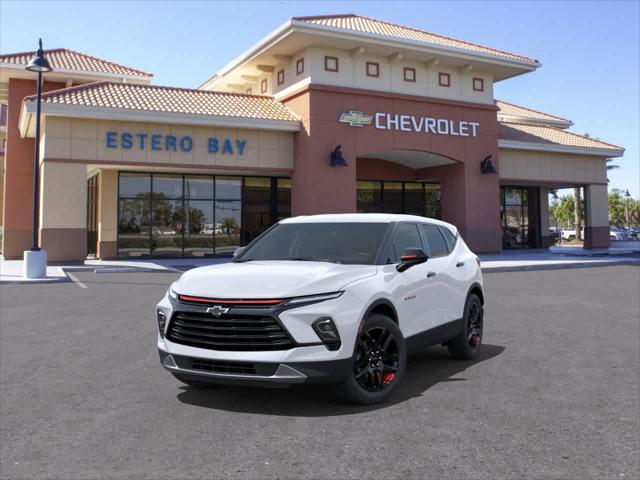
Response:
[178, 295, 284, 306]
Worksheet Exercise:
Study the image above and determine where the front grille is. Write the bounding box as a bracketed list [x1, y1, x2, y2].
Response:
[191, 359, 256, 374]
[167, 312, 295, 351]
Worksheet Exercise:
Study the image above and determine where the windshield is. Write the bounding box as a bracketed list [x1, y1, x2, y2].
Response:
[235, 222, 390, 265]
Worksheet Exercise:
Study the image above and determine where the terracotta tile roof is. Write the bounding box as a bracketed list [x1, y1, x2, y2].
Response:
[496, 100, 571, 126]
[27, 81, 299, 122]
[0, 48, 152, 78]
[293, 14, 538, 64]
[499, 122, 624, 153]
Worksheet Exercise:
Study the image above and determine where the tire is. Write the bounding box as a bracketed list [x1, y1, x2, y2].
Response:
[448, 293, 483, 360]
[567, 235, 575, 242]
[338, 313, 407, 405]
[171, 372, 217, 388]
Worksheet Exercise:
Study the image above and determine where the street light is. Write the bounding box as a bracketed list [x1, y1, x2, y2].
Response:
[23, 39, 52, 279]
[625, 189, 631, 229]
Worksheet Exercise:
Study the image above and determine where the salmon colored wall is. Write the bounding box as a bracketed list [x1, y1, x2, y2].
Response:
[2, 78, 65, 259]
[283, 84, 502, 252]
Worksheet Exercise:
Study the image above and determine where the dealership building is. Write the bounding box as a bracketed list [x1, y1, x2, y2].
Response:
[0, 14, 624, 261]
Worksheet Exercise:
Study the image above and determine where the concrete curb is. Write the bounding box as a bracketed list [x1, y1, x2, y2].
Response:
[482, 259, 640, 273]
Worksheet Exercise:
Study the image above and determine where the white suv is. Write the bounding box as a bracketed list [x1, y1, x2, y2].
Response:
[157, 214, 484, 404]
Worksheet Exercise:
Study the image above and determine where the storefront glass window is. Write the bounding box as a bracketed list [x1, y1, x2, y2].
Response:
[117, 173, 289, 258]
[356, 180, 441, 219]
[425, 184, 442, 219]
[404, 182, 425, 216]
[357, 181, 382, 213]
[277, 178, 292, 221]
[243, 177, 271, 244]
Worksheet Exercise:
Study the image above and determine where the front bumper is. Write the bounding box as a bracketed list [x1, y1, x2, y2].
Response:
[159, 349, 352, 385]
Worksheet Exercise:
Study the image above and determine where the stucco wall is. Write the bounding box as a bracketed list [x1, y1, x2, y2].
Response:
[499, 148, 607, 184]
[41, 117, 294, 171]
[273, 46, 494, 105]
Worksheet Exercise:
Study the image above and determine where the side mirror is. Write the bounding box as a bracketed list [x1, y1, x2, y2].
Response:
[233, 247, 246, 257]
[397, 248, 428, 272]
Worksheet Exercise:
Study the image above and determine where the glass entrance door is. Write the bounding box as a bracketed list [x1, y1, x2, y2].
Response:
[86, 175, 99, 257]
[500, 186, 540, 248]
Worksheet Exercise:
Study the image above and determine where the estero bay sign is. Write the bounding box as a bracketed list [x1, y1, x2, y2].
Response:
[105, 131, 248, 155]
[339, 111, 480, 137]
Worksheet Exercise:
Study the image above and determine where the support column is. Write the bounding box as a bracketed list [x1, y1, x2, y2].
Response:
[584, 184, 610, 249]
[285, 91, 357, 215]
[39, 161, 87, 262]
[2, 78, 65, 258]
[98, 170, 118, 259]
[539, 187, 553, 247]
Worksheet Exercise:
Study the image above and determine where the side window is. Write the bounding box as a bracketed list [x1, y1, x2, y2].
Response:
[421, 224, 449, 258]
[389, 223, 423, 263]
[438, 226, 457, 252]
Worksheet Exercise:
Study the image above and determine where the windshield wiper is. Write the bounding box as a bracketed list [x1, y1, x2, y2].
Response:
[289, 257, 342, 264]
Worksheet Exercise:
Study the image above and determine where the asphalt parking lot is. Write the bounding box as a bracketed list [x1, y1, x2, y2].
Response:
[1, 265, 639, 480]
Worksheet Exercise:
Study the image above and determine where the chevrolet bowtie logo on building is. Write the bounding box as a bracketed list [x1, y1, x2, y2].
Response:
[339, 111, 373, 127]
[206, 305, 230, 317]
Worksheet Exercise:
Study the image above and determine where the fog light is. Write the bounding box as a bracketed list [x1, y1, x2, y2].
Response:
[157, 310, 167, 338]
[312, 317, 341, 351]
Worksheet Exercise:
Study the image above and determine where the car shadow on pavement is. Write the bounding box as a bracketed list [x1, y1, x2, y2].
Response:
[175, 344, 505, 416]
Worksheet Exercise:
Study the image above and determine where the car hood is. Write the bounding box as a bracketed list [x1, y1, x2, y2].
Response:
[173, 261, 378, 298]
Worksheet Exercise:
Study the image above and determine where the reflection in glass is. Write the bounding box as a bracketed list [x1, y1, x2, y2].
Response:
[404, 183, 424, 216]
[185, 176, 214, 200]
[118, 198, 150, 257]
[153, 175, 183, 198]
[119, 173, 151, 197]
[184, 200, 214, 257]
[357, 181, 382, 213]
[216, 177, 241, 199]
[425, 184, 442, 219]
[277, 178, 291, 220]
[383, 182, 403, 214]
[243, 177, 271, 244]
[151, 198, 184, 257]
[215, 200, 241, 254]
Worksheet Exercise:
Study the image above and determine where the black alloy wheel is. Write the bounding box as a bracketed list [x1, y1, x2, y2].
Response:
[448, 293, 483, 360]
[354, 326, 400, 392]
[338, 313, 406, 405]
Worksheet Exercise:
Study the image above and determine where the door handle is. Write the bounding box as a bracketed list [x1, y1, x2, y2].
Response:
[427, 271, 437, 278]
[456, 261, 465, 268]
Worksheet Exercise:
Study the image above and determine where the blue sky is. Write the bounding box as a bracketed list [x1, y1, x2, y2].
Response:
[1, 0, 638, 197]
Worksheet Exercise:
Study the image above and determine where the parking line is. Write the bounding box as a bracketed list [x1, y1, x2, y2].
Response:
[66, 272, 88, 289]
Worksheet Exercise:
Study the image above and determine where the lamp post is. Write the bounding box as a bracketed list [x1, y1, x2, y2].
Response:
[23, 39, 52, 279]
[624, 189, 631, 230]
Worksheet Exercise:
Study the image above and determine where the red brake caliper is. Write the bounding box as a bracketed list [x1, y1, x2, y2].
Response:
[383, 373, 395, 385]
[472, 335, 481, 346]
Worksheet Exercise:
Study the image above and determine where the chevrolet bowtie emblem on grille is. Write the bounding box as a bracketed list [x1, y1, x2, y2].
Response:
[339, 111, 373, 127]
[206, 305, 230, 317]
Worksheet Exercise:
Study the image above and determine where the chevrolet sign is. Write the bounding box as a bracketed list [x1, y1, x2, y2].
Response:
[339, 111, 480, 137]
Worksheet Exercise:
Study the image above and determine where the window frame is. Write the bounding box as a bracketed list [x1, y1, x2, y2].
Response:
[296, 58, 304, 76]
[403, 67, 416, 83]
[387, 222, 425, 264]
[472, 77, 484, 92]
[366, 61, 380, 78]
[324, 55, 339, 72]
[277, 69, 285, 85]
[438, 72, 451, 87]
[260, 78, 268, 94]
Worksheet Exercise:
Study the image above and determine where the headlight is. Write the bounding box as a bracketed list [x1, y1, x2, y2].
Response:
[167, 286, 178, 301]
[157, 310, 167, 338]
[283, 291, 344, 306]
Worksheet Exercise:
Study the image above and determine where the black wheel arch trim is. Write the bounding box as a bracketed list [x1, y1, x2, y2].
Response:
[466, 282, 484, 305]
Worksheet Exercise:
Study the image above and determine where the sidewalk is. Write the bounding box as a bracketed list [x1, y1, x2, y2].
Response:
[2, 249, 638, 283]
